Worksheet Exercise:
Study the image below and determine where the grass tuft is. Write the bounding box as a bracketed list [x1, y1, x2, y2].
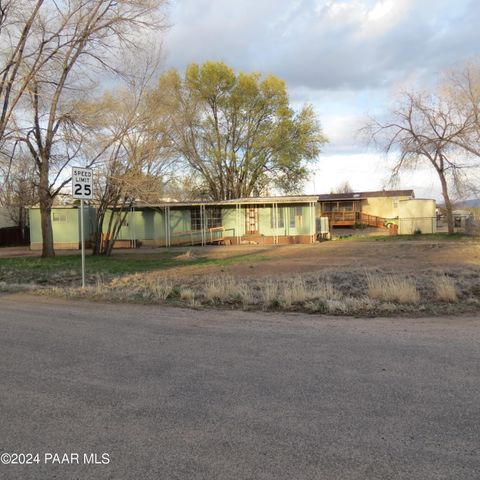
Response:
[180, 288, 195, 306]
[366, 274, 420, 304]
[279, 276, 308, 307]
[432, 275, 457, 302]
[261, 279, 279, 308]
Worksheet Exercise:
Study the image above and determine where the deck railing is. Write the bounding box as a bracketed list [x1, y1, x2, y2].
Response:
[322, 211, 358, 225]
[359, 213, 386, 228]
[322, 211, 387, 228]
[170, 226, 226, 246]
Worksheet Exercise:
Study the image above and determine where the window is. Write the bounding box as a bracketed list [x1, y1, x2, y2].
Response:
[289, 206, 303, 228]
[322, 202, 332, 212]
[270, 206, 284, 228]
[191, 207, 201, 230]
[52, 213, 67, 222]
[337, 201, 353, 211]
[190, 207, 202, 230]
[191, 207, 222, 230]
[206, 208, 222, 228]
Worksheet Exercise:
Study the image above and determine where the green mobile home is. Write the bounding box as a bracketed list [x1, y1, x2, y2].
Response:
[28, 196, 325, 250]
[28, 190, 437, 250]
[111, 196, 324, 247]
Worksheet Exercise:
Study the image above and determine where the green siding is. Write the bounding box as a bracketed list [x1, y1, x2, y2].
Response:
[221, 207, 245, 237]
[102, 207, 191, 242]
[139, 209, 165, 240]
[222, 203, 314, 238]
[170, 208, 191, 234]
[29, 203, 316, 248]
[29, 209, 42, 243]
[29, 207, 95, 244]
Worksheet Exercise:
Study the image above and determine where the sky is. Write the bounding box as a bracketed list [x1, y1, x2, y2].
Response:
[160, 0, 479, 200]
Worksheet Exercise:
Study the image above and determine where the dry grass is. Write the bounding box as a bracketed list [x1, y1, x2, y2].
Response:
[150, 279, 173, 301]
[36, 264, 480, 317]
[203, 275, 255, 306]
[326, 296, 398, 315]
[279, 276, 309, 307]
[235, 283, 255, 307]
[314, 278, 341, 301]
[261, 279, 279, 307]
[180, 288, 195, 306]
[278, 277, 339, 308]
[204, 275, 237, 302]
[175, 250, 197, 261]
[432, 275, 457, 302]
[366, 274, 420, 304]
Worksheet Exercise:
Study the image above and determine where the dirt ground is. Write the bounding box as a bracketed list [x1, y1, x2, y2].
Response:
[2, 238, 479, 316]
[139, 239, 480, 279]
[2, 239, 480, 278]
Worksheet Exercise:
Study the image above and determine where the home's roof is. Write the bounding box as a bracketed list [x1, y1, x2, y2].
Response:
[28, 190, 417, 210]
[135, 195, 320, 208]
[317, 190, 414, 201]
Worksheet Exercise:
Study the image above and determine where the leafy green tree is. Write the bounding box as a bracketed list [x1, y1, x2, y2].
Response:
[151, 61, 327, 200]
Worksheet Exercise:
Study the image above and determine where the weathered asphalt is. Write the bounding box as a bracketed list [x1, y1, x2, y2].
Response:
[0, 293, 479, 480]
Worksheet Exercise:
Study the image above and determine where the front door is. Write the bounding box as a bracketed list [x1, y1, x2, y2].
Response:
[245, 206, 259, 234]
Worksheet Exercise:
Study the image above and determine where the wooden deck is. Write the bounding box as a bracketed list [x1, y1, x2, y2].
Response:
[323, 211, 387, 228]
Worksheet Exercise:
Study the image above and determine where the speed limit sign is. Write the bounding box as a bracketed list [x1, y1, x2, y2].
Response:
[72, 166, 93, 289]
[72, 167, 93, 199]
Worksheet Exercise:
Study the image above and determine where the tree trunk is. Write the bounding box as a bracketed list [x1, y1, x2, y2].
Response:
[438, 170, 455, 234]
[18, 206, 27, 243]
[39, 196, 54, 256]
[105, 238, 115, 257]
[91, 209, 105, 256]
[39, 163, 55, 256]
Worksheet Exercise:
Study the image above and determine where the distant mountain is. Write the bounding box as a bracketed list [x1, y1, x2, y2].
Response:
[436, 198, 480, 209]
[457, 199, 480, 208]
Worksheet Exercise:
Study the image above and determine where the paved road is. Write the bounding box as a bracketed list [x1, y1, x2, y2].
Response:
[0, 294, 479, 480]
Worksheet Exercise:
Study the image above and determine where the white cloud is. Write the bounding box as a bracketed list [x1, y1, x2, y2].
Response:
[306, 152, 442, 200]
[164, 0, 478, 91]
[359, 0, 415, 38]
[161, 0, 478, 199]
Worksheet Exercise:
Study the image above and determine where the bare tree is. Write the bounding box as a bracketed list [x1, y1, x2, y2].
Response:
[333, 180, 353, 194]
[86, 77, 174, 256]
[0, 151, 37, 240]
[11, 0, 167, 257]
[442, 62, 480, 157]
[440, 63, 480, 199]
[163, 174, 210, 201]
[366, 87, 478, 233]
[0, 0, 44, 147]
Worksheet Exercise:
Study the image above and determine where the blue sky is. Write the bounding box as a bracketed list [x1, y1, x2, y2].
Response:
[160, 0, 479, 199]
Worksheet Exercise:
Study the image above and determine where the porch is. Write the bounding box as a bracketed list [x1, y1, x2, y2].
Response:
[320, 200, 386, 228]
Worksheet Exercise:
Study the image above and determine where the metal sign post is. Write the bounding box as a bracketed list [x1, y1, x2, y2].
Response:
[80, 199, 85, 287]
[72, 167, 93, 288]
